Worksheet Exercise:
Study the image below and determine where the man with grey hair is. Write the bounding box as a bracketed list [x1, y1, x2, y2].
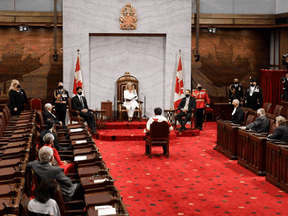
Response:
[268, 116, 288, 143]
[231, 99, 244, 124]
[240, 108, 269, 133]
[43, 103, 62, 126]
[27, 146, 79, 202]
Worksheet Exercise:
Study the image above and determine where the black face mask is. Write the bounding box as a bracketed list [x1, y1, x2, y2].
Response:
[250, 84, 255, 87]
[234, 82, 239, 85]
[78, 92, 82, 95]
[58, 86, 63, 89]
[17, 84, 21, 88]
[185, 94, 190, 98]
[197, 87, 202, 91]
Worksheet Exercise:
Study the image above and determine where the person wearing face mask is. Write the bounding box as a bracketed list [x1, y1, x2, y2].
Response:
[72, 87, 96, 133]
[239, 108, 269, 133]
[176, 89, 196, 132]
[281, 73, 288, 102]
[229, 78, 244, 105]
[192, 84, 210, 130]
[268, 116, 288, 144]
[53, 82, 69, 125]
[8, 79, 27, 116]
[244, 78, 263, 110]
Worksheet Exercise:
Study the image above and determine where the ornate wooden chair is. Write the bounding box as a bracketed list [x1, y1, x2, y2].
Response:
[273, 105, 283, 116]
[145, 121, 170, 159]
[67, 98, 83, 124]
[117, 72, 142, 121]
[30, 98, 42, 110]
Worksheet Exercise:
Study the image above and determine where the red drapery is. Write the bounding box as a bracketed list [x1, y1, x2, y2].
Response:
[260, 69, 288, 112]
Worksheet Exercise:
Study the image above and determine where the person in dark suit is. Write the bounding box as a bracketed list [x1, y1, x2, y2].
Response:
[229, 78, 244, 105]
[72, 87, 96, 133]
[8, 79, 27, 116]
[53, 82, 69, 125]
[240, 108, 269, 133]
[281, 73, 288, 102]
[245, 78, 263, 110]
[268, 116, 288, 143]
[176, 89, 196, 132]
[27, 146, 80, 202]
[43, 103, 61, 126]
[231, 99, 244, 124]
[39, 119, 61, 151]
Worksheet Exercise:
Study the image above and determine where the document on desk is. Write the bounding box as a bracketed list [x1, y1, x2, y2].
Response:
[94, 178, 107, 184]
[70, 128, 83, 133]
[74, 155, 87, 161]
[75, 140, 87, 144]
[94, 205, 116, 215]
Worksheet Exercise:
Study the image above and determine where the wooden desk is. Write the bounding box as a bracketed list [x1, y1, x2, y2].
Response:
[101, 102, 113, 121]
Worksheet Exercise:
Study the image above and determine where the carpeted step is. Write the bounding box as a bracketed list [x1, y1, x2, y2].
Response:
[104, 121, 147, 130]
[98, 129, 177, 141]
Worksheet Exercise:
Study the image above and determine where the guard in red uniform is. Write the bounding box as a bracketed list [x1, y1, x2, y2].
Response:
[192, 84, 210, 130]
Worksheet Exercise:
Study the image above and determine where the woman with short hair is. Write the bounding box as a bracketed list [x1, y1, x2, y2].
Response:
[123, 82, 139, 122]
[8, 79, 27, 115]
[268, 116, 288, 143]
[28, 178, 61, 216]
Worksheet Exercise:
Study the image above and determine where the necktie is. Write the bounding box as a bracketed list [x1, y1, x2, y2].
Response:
[80, 96, 84, 107]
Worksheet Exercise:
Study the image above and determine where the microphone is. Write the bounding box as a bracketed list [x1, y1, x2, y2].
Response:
[141, 93, 148, 119]
[216, 110, 224, 120]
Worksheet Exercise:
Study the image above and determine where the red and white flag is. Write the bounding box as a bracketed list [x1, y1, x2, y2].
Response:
[73, 55, 83, 95]
[174, 54, 184, 109]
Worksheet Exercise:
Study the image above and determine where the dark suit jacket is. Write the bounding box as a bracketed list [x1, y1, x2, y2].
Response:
[245, 86, 263, 110]
[269, 124, 288, 143]
[39, 129, 60, 150]
[27, 161, 76, 198]
[231, 106, 244, 124]
[42, 110, 60, 125]
[178, 96, 196, 112]
[72, 95, 89, 111]
[246, 115, 269, 133]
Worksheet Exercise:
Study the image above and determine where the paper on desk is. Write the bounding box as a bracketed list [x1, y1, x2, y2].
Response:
[75, 140, 87, 144]
[70, 128, 83, 133]
[97, 207, 116, 216]
[94, 178, 107, 184]
[74, 155, 87, 161]
[94, 205, 113, 210]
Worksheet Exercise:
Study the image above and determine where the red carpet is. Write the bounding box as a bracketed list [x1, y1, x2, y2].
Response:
[95, 122, 288, 215]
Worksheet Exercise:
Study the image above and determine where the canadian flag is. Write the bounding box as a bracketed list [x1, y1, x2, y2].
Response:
[73, 55, 83, 95]
[174, 54, 184, 109]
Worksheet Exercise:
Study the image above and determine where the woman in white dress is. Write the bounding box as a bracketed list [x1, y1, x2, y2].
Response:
[123, 82, 139, 122]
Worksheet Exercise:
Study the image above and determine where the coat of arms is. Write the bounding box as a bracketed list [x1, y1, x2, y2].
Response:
[119, 3, 138, 30]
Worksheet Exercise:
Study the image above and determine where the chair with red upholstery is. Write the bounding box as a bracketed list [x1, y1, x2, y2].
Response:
[30, 98, 42, 111]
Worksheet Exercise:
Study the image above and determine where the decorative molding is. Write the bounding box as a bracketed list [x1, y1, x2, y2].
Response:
[0, 11, 62, 26]
[119, 3, 138, 30]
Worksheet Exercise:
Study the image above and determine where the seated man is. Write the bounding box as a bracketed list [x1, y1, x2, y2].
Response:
[43, 103, 62, 126]
[72, 87, 96, 133]
[27, 146, 80, 202]
[39, 118, 72, 151]
[144, 107, 173, 154]
[268, 116, 288, 143]
[231, 99, 244, 124]
[240, 108, 269, 133]
[176, 89, 196, 132]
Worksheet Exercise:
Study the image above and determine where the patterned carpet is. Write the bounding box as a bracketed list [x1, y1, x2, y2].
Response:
[95, 122, 288, 216]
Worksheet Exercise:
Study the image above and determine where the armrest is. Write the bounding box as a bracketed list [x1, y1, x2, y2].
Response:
[69, 109, 80, 114]
[137, 100, 143, 104]
[117, 100, 123, 105]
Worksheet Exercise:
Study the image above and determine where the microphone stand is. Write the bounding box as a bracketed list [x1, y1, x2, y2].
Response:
[141, 93, 148, 119]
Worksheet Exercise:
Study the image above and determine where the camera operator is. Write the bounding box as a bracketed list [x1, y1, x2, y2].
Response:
[281, 73, 288, 102]
[283, 54, 288, 70]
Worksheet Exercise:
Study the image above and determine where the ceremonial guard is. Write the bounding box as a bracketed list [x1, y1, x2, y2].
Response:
[245, 78, 263, 110]
[52, 82, 69, 125]
[192, 84, 210, 130]
[229, 78, 244, 104]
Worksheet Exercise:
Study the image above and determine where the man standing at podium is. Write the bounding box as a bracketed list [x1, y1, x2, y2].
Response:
[72, 87, 96, 133]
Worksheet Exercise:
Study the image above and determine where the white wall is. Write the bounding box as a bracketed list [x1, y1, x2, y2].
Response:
[0, 0, 62, 12]
[63, 0, 191, 117]
[192, 0, 282, 14]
